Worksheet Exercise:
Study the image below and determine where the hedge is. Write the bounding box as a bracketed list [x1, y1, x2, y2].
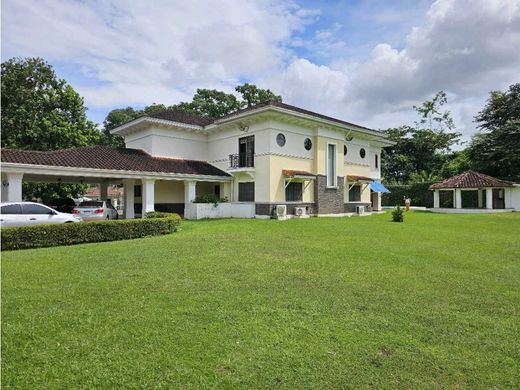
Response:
[1, 214, 181, 251]
[382, 182, 434, 208]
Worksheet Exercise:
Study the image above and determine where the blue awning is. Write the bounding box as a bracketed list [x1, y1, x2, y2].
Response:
[371, 180, 390, 193]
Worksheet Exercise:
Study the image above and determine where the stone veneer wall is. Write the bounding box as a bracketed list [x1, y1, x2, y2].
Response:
[314, 175, 345, 214]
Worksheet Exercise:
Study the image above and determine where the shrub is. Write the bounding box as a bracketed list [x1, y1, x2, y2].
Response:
[192, 194, 228, 206]
[144, 211, 181, 220]
[382, 182, 434, 208]
[1, 217, 181, 251]
[392, 205, 404, 222]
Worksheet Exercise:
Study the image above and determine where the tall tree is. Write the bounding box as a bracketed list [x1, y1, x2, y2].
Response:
[1, 57, 100, 201]
[1, 57, 100, 150]
[171, 89, 241, 118]
[235, 83, 282, 107]
[382, 91, 461, 183]
[468, 83, 520, 178]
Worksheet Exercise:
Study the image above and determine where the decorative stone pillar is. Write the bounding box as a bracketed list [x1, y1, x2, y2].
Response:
[486, 188, 493, 209]
[433, 190, 440, 208]
[141, 179, 156, 216]
[123, 179, 135, 219]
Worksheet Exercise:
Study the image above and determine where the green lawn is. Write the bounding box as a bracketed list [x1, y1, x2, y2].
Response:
[2, 212, 520, 389]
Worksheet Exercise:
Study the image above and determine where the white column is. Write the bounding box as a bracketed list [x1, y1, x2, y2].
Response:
[486, 188, 493, 209]
[455, 189, 462, 209]
[4, 173, 23, 202]
[433, 190, 440, 208]
[504, 188, 511, 209]
[184, 181, 196, 204]
[141, 179, 155, 216]
[123, 179, 135, 219]
[477, 190, 483, 208]
[100, 183, 109, 200]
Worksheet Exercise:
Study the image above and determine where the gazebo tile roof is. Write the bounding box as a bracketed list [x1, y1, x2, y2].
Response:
[429, 171, 516, 190]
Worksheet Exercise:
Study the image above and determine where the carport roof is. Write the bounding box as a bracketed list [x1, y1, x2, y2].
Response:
[1, 146, 230, 177]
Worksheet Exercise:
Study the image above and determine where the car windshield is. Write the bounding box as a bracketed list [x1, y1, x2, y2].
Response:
[78, 201, 104, 207]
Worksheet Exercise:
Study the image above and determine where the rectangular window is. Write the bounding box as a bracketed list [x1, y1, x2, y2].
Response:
[214, 185, 221, 197]
[134, 185, 142, 197]
[327, 143, 337, 187]
[238, 135, 255, 168]
[375, 154, 379, 169]
[285, 182, 303, 202]
[349, 185, 361, 202]
[238, 182, 255, 202]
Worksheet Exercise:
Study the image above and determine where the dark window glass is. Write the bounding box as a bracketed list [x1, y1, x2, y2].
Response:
[238, 182, 255, 202]
[79, 201, 103, 207]
[134, 185, 142, 197]
[276, 133, 286, 147]
[375, 154, 378, 168]
[349, 185, 361, 202]
[344, 145, 348, 155]
[1, 204, 23, 214]
[304, 138, 312, 150]
[285, 182, 303, 202]
[214, 185, 221, 197]
[22, 203, 52, 214]
[360, 148, 366, 158]
[239, 135, 255, 167]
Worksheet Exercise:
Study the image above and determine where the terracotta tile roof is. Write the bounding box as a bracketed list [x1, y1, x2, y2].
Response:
[282, 169, 315, 178]
[1, 146, 230, 177]
[141, 101, 378, 133]
[146, 109, 214, 126]
[429, 171, 516, 189]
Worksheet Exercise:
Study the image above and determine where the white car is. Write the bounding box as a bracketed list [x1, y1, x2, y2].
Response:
[72, 200, 119, 221]
[0, 202, 81, 228]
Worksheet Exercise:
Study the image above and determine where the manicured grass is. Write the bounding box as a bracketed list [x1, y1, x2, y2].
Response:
[2, 212, 520, 388]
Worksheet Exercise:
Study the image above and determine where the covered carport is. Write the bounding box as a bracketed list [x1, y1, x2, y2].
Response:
[1, 146, 232, 218]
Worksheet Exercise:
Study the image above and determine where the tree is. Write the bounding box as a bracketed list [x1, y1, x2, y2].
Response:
[468, 84, 520, 178]
[2, 57, 102, 201]
[382, 91, 461, 183]
[1, 57, 100, 150]
[235, 83, 281, 107]
[171, 89, 241, 118]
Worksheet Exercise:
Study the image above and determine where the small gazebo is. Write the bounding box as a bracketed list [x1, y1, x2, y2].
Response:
[429, 170, 520, 212]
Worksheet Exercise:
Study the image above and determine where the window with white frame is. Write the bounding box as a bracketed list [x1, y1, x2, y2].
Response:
[327, 143, 337, 187]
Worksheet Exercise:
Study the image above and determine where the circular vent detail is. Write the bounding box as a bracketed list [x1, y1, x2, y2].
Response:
[360, 148, 366, 158]
[304, 138, 312, 150]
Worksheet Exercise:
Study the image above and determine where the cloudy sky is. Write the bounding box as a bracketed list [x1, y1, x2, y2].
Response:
[2, 0, 519, 144]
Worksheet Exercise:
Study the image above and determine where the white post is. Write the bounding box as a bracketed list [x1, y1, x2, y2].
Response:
[504, 188, 511, 209]
[486, 188, 493, 209]
[100, 183, 109, 200]
[123, 179, 135, 219]
[4, 173, 23, 202]
[477, 190, 483, 208]
[141, 179, 155, 216]
[455, 189, 462, 209]
[433, 190, 440, 208]
[184, 181, 196, 204]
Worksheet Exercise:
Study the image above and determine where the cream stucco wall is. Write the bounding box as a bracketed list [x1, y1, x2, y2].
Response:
[268, 155, 314, 202]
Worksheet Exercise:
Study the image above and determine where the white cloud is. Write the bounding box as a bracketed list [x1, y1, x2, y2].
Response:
[1, 0, 519, 141]
[265, 0, 520, 141]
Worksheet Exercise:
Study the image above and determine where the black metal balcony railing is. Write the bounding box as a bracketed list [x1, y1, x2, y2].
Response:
[229, 153, 254, 169]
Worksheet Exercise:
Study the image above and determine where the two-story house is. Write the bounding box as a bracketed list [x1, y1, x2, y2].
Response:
[1, 101, 393, 219]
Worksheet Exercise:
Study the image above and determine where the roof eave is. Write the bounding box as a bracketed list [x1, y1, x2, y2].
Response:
[110, 116, 204, 136]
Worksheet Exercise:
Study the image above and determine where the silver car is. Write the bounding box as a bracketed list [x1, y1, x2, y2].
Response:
[72, 200, 118, 221]
[0, 202, 81, 227]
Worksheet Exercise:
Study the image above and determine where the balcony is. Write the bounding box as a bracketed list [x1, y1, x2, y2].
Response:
[229, 153, 254, 169]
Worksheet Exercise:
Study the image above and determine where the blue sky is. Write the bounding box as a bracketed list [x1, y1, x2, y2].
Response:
[2, 0, 519, 143]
